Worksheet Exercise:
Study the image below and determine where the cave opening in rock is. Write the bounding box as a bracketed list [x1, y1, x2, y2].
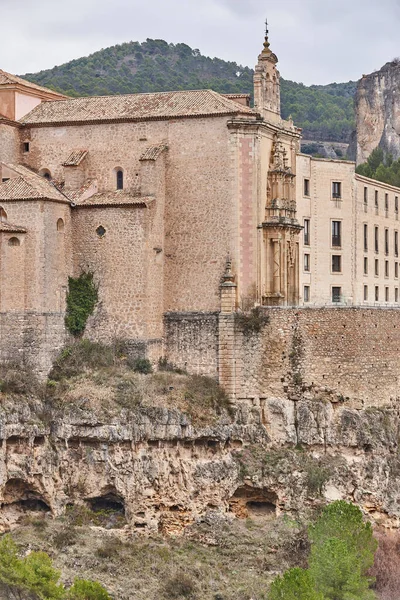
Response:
[229, 485, 278, 519]
[1, 479, 51, 517]
[86, 494, 125, 515]
[246, 501, 276, 516]
[85, 490, 127, 528]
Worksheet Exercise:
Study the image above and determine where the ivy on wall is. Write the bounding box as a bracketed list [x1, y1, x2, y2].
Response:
[65, 272, 98, 336]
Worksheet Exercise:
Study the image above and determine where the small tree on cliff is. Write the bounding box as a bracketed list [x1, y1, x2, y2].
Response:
[268, 568, 323, 600]
[269, 501, 377, 600]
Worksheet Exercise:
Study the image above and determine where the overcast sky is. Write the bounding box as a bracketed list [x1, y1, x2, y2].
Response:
[2, 0, 400, 85]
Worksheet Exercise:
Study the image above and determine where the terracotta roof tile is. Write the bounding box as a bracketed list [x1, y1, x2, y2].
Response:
[0, 164, 69, 203]
[0, 69, 65, 97]
[0, 221, 27, 233]
[21, 89, 256, 125]
[75, 191, 154, 207]
[139, 143, 168, 161]
[62, 149, 88, 166]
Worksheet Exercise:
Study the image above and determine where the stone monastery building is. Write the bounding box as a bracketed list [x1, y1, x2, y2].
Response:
[0, 25, 399, 380]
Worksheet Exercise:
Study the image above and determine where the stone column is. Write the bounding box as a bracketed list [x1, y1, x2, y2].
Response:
[218, 257, 238, 399]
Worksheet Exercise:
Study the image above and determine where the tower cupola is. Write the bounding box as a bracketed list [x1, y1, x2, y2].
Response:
[253, 20, 281, 121]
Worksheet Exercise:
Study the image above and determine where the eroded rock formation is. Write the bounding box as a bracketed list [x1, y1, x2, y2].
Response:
[351, 60, 400, 164]
[1, 393, 400, 534]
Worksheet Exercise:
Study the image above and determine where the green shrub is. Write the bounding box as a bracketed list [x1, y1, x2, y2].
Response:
[0, 535, 65, 599]
[68, 578, 111, 600]
[132, 358, 153, 374]
[49, 340, 115, 380]
[309, 537, 376, 600]
[235, 307, 269, 335]
[269, 567, 322, 600]
[65, 272, 98, 337]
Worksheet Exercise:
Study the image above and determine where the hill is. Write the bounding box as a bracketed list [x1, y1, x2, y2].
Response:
[22, 39, 356, 143]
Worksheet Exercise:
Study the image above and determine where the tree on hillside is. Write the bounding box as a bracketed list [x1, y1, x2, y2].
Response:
[268, 501, 377, 600]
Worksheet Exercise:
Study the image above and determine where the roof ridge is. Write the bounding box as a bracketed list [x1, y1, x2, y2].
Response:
[0, 69, 65, 97]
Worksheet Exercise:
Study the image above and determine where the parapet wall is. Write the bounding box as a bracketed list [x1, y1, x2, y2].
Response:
[164, 312, 219, 378]
[235, 307, 400, 408]
[0, 312, 66, 378]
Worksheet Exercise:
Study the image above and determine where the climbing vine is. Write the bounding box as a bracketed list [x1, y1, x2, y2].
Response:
[65, 272, 98, 337]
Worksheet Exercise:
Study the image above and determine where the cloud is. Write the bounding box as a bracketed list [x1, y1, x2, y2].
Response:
[1, 0, 400, 85]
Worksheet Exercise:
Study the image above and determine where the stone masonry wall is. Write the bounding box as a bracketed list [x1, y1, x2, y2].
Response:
[235, 307, 400, 408]
[0, 123, 19, 164]
[0, 312, 66, 377]
[164, 312, 219, 378]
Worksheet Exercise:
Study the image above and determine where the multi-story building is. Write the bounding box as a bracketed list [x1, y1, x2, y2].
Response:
[0, 23, 400, 382]
[297, 154, 400, 307]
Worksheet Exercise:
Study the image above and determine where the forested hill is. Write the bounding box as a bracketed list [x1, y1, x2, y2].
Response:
[23, 39, 356, 143]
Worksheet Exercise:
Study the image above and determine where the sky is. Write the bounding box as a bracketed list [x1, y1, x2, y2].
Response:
[2, 0, 400, 85]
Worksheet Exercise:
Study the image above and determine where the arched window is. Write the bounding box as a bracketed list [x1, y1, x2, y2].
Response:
[116, 169, 124, 190]
[0, 207, 7, 222]
[8, 237, 20, 247]
[57, 218, 65, 232]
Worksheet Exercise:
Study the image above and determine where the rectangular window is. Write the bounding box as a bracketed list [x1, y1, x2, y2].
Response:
[396, 288, 399, 303]
[304, 286, 310, 303]
[375, 226, 379, 253]
[332, 255, 342, 273]
[332, 221, 341, 247]
[304, 179, 310, 197]
[364, 187, 368, 204]
[23, 142, 30, 153]
[304, 253, 310, 272]
[385, 193, 389, 212]
[364, 224, 368, 251]
[332, 181, 342, 199]
[396, 262, 399, 279]
[375, 259, 379, 276]
[385, 228, 389, 255]
[332, 287, 342, 303]
[395, 231, 399, 257]
[375, 286, 379, 302]
[396, 197, 399, 213]
[304, 219, 310, 246]
[364, 285, 368, 302]
[385, 260, 389, 278]
[364, 257, 368, 275]
[375, 190, 379, 207]
[386, 287, 389, 302]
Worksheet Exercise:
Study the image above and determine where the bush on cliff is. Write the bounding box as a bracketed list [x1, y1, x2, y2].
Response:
[269, 567, 322, 600]
[0, 534, 110, 600]
[269, 501, 377, 600]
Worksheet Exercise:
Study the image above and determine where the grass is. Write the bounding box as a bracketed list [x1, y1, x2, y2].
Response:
[11, 512, 309, 600]
[43, 340, 232, 427]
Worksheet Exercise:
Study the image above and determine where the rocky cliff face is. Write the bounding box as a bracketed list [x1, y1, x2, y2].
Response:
[351, 60, 400, 164]
[1, 389, 400, 536]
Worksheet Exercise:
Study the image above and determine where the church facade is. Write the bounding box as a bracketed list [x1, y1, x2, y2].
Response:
[0, 27, 399, 382]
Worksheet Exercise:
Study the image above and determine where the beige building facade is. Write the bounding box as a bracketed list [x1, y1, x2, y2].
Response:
[297, 154, 400, 307]
[0, 25, 399, 383]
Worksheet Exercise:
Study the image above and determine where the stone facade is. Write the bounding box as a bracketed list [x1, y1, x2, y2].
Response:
[1, 27, 400, 400]
[297, 154, 400, 307]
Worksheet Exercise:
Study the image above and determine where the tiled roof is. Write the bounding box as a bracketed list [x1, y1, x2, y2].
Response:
[21, 89, 256, 125]
[139, 143, 168, 161]
[62, 149, 88, 166]
[75, 191, 154, 207]
[0, 164, 69, 202]
[0, 69, 65, 97]
[0, 221, 27, 233]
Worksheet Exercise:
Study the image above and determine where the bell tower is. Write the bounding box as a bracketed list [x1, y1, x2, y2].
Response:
[254, 20, 281, 121]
